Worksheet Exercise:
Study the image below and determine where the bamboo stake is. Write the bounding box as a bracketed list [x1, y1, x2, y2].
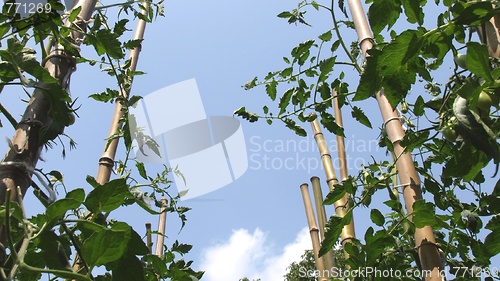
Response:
[346, 1, 443, 280]
[299, 184, 328, 281]
[310, 114, 356, 258]
[332, 90, 349, 181]
[155, 198, 168, 257]
[146, 222, 153, 254]
[310, 176, 337, 274]
[72, 2, 150, 275]
[96, 0, 150, 185]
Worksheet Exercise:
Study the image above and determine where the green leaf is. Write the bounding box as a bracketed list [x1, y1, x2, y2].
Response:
[324, 186, 346, 205]
[46, 188, 84, 222]
[364, 228, 394, 266]
[355, 50, 382, 101]
[485, 229, 500, 257]
[86, 175, 99, 188]
[319, 57, 336, 81]
[283, 118, 306, 137]
[266, 81, 277, 101]
[113, 19, 130, 36]
[69, 6, 82, 22]
[466, 42, 494, 82]
[86, 29, 124, 59]
[351, 106, 372, 128]
[279, 88, 294, 115]
[89, 88, 119, 103]
[234, 106, 258, 122]
[367, 0, 401, 34]
[370, 209, 385, 226]
[112, 254, 145, 281]
[277, 11, 293, 19]
[413, 95, 425, 116]
[85, 178, 130, 213]
[82, 228, 129, 266]
[412, 200, 448, 229]
[318, 30, 332, 42]
[124, 39, 143, 50]
[136, 162, 147, 179]
[453, 1, 494, 25]
[401, 0, 424, 25]
[320, 112, 345, 137]
[319, 214, 348, 257]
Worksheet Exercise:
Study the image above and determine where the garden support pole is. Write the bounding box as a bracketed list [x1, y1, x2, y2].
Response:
[310, 114, 356, 259]
[300, 183, 328, 281]
[347, 0, 443, 279]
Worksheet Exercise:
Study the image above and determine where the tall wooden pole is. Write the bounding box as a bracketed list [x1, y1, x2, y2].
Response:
[299, 184, 327, 281]
[155, 198, 168, 257]
[332, 90, 349, 181]
[146, 222, 153, 254]
[347, 0, 443, 279]
[310, 176, 337, 273]
[72, 1, 150, 275]
[96, 1, 150, 185]
[310, 114, 356, 258]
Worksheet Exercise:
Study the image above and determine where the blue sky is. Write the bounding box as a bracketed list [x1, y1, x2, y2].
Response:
[2, 0, 497, 280]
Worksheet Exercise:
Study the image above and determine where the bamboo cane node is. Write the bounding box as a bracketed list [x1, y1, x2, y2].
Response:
[415, 240, 439, 251]
[43, 49, 77, 69]
[98, 156, 114, 167]
[359, 37, 375, 49]
[320, 153, 332, 159]
[341, 236, 355, 244]
[383, 116, 403, 127]
[326, 177, 339, 184]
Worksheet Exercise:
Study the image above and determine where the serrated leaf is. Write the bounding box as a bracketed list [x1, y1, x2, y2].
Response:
[278, 88, 294, 115]
[324, 186, 346, 205]
[466, 42, 494, 82]
[283, 118, 306, 136]
[85, 178, 130, 213]
[401, 0, 424, 25]
[82, 228, 129, 266]
[368, 0, 401, 34]
[351, 106, 372, 128]
[454, 1, 494, 25]
[136, 162, 147, 179]
[234, 106, 258, 122]
[485, 229, 500, 256]
[355, 51, 381, 101]
[266, 81, 277, 100]
[319, 213, 351, 256]
[413, 95, 425, 116]
[46, 189, 84, 222]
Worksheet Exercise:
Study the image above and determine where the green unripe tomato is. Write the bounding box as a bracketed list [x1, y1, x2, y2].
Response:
[67, 112, 75, 126]
[477, 91, 493, 111]
[441, 126, 457, 142]
[454, 53, 467, 69]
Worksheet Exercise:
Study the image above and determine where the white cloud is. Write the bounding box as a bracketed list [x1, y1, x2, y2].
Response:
[199, 227, 311, 281]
